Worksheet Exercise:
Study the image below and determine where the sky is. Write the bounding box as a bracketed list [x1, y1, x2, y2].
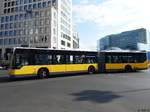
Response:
[72, 0, 150, 50]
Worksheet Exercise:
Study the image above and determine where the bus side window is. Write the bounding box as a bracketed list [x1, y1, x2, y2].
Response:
[118, 56, 122, 63]
[86, 56, 96, 64]
[74, 55, 82, 64]
[106, 55, 112, 63]
[47, 55, 52, 64]
[66, 55, 74, 64]
[87, 57, 92, 63]
[122, 56, 127, 63]
[74, 55, 86, 64]
[128, 55, 134, 63]
[59, 55, 66, 64]
[74, 55, 77, 64]
[111, 56, 116, 63]
[81, 55, 86, 64]
[35, 54, 50, 65]
[56, 55, 61, 64]
[53, 55, 58, 64]
[53, 55, 66, 64]
[70, 55, 74, 64]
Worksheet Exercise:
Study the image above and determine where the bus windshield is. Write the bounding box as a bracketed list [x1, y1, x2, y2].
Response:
[11, 49, 34, 69]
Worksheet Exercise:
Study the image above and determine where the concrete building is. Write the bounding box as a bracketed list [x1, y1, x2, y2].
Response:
[0, 0, 79, 59]
[98, 28, 150, 51]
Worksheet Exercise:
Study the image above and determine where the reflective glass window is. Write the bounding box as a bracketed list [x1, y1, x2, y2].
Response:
[0, 39, 3, 45]
[5, 31, 8, 36]
[5, 23, 9, 29]
[4, 39, 8, 45]
[28, 4, 32, 9]
[1, 24, 5, 29]
[0, 32, 2, 36]
[10, 15, 14, 21]
[38, 3, 42, 8]
[29, 0, 32, 3]
[1, 17, 5, 23]
[33, 3, 37, 9]
[15, 15, 19, 21]
[6, 16, 9, 22]
[43, 2, 47, 7]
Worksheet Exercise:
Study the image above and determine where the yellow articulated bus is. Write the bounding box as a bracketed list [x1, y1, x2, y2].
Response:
[8, 47, 98, 78]
[8, 47, 148, 78]
[98, 51, 148, 72]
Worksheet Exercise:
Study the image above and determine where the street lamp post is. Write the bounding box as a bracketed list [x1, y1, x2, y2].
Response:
[2, 33, 5, 60]
[25, 9, 32, 47]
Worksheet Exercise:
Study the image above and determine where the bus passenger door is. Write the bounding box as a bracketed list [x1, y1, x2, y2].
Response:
[98, 52, 106, 72]
[50, 55, 66, 73]
[66, 55, 75, 72]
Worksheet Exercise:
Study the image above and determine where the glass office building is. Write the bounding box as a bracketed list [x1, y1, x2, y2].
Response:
[98, 28, 150, 51]
[0, 0, 79, 59]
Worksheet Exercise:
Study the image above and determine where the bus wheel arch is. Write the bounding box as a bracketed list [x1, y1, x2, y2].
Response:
[125, 65, 133, 72]
[37, 68, 49, 79]
[88, 66, 96, 74]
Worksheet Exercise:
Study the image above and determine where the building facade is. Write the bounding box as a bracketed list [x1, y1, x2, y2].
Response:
[0, 0, 79, 59]
[72, 25, 79, 49]
[98, 28, 150, 51]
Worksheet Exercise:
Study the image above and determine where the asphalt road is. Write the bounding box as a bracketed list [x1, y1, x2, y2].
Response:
[0, 70, 150, 112]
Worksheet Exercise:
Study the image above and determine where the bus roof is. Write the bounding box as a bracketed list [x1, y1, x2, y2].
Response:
[13, 47, 97, 53]
[11, 47, 146, 53]
[99, 50, 146, 53]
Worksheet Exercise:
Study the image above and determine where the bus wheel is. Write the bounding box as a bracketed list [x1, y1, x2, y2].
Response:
[37, 68, 49, 79]
[125, 65, 133, 72]
[88, 66, 95, 74]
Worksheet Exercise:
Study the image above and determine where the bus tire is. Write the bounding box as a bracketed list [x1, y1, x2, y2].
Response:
[88, 66, 95, 74]
[37, 68, 49, 79]
[125, 65, 133, 72]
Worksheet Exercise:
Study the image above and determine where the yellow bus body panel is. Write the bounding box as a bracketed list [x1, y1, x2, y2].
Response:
[106, 61, 148, 70]
[66, 64, 98, 72]
[9, 66, 37, 76]
[49, 65, 66, 72]
[9, 64, 98, 76]
[8, 60, 148, 76]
